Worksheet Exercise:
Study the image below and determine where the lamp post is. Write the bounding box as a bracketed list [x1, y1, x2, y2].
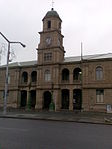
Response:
[0, 32, 26, 115]
[80, 42, 83, 112]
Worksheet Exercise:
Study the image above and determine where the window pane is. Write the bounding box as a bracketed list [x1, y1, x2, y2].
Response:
[96, 67, 103, 80]
[96, 89, 104, 103]
[31, 71, 37, 82]
[62, 69, 69, 81]
[48, 21, 51, 29]
[22, 72, 28, 83]
[45, 70, 51, 81]
[96, 95, 100, 103]
[101, 94, 104, 103]
[44, 53, 52, 61]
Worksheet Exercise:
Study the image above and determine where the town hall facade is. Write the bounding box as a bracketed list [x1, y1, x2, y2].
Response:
[0, 8, 112, 112]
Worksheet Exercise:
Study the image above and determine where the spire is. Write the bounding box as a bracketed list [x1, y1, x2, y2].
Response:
[43, 1, 62, 21]
[52, 0, 54, 10]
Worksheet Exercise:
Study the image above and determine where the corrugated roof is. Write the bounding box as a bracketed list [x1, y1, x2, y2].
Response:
[64, 56, 81, 62]
[1, 53, 112, 68]
[64, 53, 112, 62]
[84, 53, 112, 60]
[0, 60, 37, 68]
[19, 61, 37, 66]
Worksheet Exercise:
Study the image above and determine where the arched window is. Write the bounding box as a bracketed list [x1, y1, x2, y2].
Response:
[73, 68, 82, 81]
[31, 71, 37, 82]
[45, 70, 51, 81]
[62, 68, 69, 81]
[47, 20, 51, 29]
[22, 72, 28, 83]
[96, 66, 103, 80]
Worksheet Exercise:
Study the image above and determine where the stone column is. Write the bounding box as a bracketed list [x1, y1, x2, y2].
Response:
[70, 72, 73, 84]
[69, 89, 73, 111]
[54, 89, 61, 111]
[35, 90, 43, 110]
[82, 89, 89, 111]
[53, 89, 58, 111]
[27, 90, 30, 109]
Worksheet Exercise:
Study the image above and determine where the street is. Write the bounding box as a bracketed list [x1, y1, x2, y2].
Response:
[0, 118, 112, 149]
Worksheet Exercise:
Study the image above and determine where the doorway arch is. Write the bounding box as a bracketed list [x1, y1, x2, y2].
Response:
[61, 89, 69, 109]
[73, 89, 82, 110]
[20, 90, 27, 107]
[30, 90, 36, 109]
[43, 91, 51, 110]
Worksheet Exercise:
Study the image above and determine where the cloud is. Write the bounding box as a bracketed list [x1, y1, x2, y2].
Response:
[0, 0, 112, 64]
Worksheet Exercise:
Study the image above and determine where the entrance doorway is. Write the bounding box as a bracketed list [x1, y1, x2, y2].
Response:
[61, 89, 69, 109]
[43, 91, 51, 110]
[30, 90, 36, 109]
[73, 89, 82, 110]
[20, 90, 27, 107]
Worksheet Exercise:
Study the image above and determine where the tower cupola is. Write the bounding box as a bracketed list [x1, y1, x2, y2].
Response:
[42, 8, 62, 32]
[37, 8, 64, 65]
[43, 8, 61, 21]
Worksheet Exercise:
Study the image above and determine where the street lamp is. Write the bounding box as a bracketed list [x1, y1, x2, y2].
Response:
[0, 32, 26, 115]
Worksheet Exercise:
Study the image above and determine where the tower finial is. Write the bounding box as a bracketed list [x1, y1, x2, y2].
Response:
[51, 0, 54, 10]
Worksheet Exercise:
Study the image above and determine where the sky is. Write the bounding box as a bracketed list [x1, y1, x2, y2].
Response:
[0, 0, 112, 65]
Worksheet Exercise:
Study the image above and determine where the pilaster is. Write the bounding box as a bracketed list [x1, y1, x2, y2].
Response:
[69, 89, 73, 111]
[35, 90, 43, 110]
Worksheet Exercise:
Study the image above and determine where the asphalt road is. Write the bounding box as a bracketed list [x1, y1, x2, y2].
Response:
[0, 118, 112, 149]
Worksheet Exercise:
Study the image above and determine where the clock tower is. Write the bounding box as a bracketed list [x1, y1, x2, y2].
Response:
[37, 8, 65, 65]
[36, 8, 65, 110]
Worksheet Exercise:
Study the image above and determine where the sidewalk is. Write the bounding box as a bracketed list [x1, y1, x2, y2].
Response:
[0, 110, 112, 125]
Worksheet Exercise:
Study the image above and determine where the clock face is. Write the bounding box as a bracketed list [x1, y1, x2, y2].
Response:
[46, 37, 51, 45]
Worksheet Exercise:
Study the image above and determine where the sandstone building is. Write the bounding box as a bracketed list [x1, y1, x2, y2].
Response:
[0, 8, 112, 112]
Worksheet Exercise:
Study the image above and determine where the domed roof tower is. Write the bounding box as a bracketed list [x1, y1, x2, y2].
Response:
[42, 8, 62, 33]
[43, 8, 61, 20]
[37, 8, 65, 65]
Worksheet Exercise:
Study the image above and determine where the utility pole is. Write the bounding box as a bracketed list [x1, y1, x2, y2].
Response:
[0, 32, 26, 115]
[81, 42, 83, 112]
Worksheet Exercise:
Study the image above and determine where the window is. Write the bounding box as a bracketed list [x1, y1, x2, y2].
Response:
[62, 68, 69, 81]
[22, 72, 28, 83]
[45, 70, 51, 81]
[47, 20, 51, 29]
[96, 66, 103, 80]
[44, 53, 52, 61]
[96, 89, 104, 103]
[73, 68, 82, 81]
[31, 71, 37, 82]
[59, 22, 61, 30]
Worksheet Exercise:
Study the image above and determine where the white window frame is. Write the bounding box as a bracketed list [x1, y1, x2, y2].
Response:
[96, 89, 104, 103]
[96, 66, 103, 80]
[44, 53, 52, 61]
[44, 70, 51, 81]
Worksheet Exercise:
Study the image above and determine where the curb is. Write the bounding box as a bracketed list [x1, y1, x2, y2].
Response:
[0, 115, 112, 126]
